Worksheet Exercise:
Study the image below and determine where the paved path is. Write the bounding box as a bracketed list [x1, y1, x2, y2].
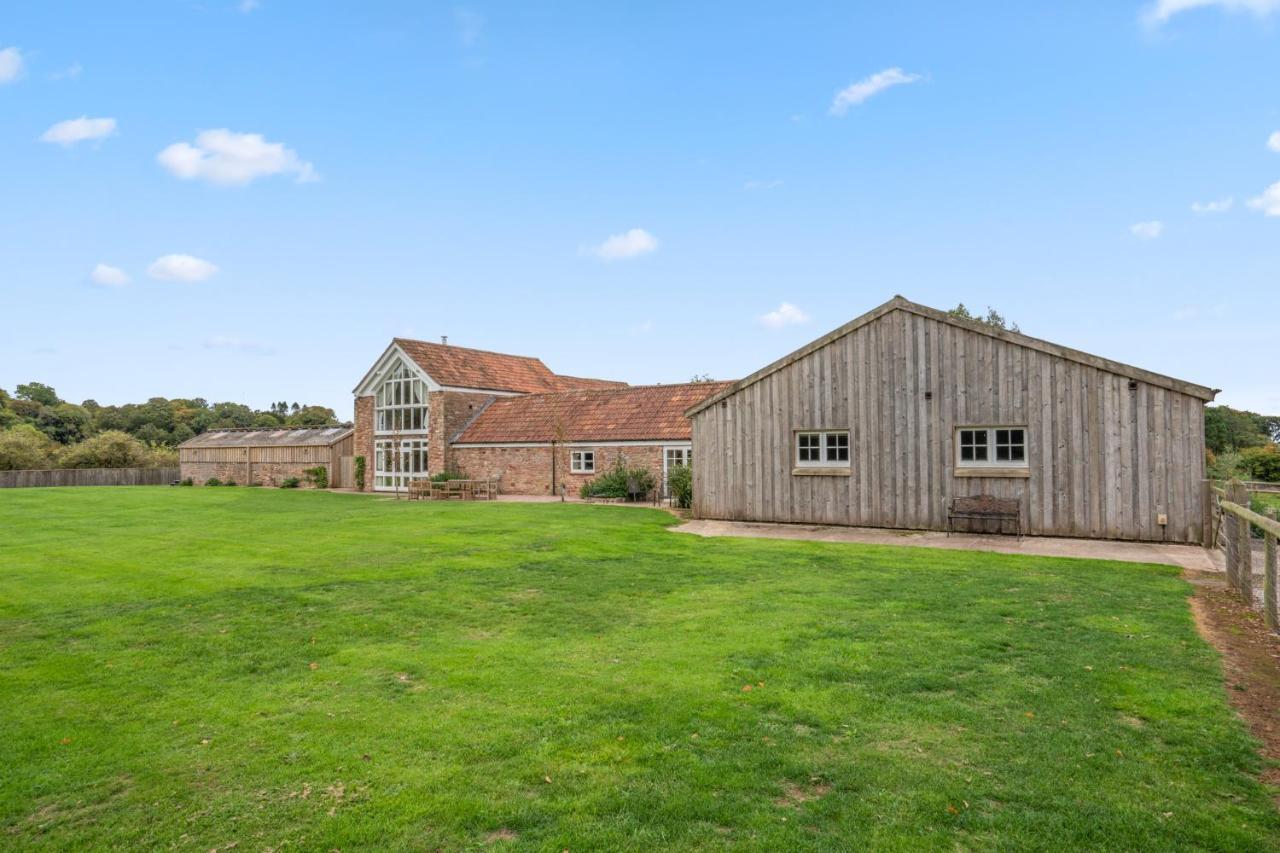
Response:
[673, 519, 1219, 572]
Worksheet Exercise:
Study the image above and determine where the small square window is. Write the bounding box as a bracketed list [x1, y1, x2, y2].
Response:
[796, 430, 850, 468]
[571, 450, 595, 473]
[957, 426, 1027, 469]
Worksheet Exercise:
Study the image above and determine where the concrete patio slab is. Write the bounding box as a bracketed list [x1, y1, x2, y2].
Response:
[673, 518, 1220, 573]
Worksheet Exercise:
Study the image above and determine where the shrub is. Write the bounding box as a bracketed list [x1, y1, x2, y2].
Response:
[354, 455, 366, 491]
[579, 458, 656, 499]
[0, 424, 58, 471]
[280, 477, 300, 489]
[224, 480, 237, 487]
[667, 463, 692, 508]
[1240, 444, 1280, 483]
[430, 470, 466, 483]
[179, 477, 194, 486]
[205, 477, 222, 487]
[56, 430, 150, 469]
[303, 466, 329, 489]
[1206, 450, 1244, 483]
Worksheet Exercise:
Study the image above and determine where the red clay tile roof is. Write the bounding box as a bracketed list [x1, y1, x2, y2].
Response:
[551, 374, 629, 391]
[394, 338, 622, 394]
[453, 381, 734, 443]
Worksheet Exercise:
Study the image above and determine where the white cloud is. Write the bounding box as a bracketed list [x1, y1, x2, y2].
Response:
[1142, 0, 1280, 25]
[744, 179, 784, 191]
[239, 0, 261, 11]
[147, 254, 219, 282]
[584, 228, 658, 261]
[205, 335, 272, 354]
[1248, 181, 1280, 216]
[40, 116, 117, 147]
[1130, 220, 1165, 239]
[829, 67, 922, 116]
[0, 47, 24, 84]
[1190, 197, 1233, 214]
[49, 62, 82, 81]
[1268, 131, 1280, 153]
[90, 263, 130, 287]
[157, 129, 317, 186]
[759, 302, 810, 328]
[454, 7, 485, 46]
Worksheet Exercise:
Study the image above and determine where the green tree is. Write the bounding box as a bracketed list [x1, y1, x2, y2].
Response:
[285, 405, 338, 427]
[15, 382, 60, 406]
[37, 403, 92, 444]
[1239, 444, 1280, 483]
[947, 304, 1021, 333]
[58, 431, 150, 469]
[0, 424, 57, 470]
[1204, 406, 1270, 454]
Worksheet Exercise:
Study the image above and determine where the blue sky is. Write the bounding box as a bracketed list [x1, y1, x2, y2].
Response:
[2, 0, 1278, 416]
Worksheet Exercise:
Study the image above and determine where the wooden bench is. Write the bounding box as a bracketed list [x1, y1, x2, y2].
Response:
[948, 495, 1022, 539]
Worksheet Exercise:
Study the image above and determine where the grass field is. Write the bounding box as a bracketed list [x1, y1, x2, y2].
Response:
[1, 488, 1277, 850]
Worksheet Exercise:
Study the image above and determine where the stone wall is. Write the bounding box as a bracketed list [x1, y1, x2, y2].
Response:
[451, 443, 668, 496]
[179, 460, 329, 488]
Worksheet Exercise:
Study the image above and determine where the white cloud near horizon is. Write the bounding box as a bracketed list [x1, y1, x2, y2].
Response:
[1191, 197, 1233, 214]
[147, 254, 219, 282]
[40, 116, 117, 146]
[584, 228, 658, 260]
[1268, 130, 1280, 152]
[158, 129, 317, 186]
[1130, 220, 1165, 240]
[1142, 0, 1280, 25]
[205, 335, 273, 354]
[90, 263, 130, 287]
[0, 47, 24, 84]
[759, 302, 810, 328]
[454, 7, 485, 46]
[829, 67, 922, 116]
[1248, 181, 1280, 216]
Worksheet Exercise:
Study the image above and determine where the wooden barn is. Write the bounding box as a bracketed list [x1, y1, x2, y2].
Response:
[178, 425, 355, 488]
[686, 297, 1217, 543]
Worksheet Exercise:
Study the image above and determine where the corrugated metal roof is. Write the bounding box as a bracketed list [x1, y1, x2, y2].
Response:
[179, 425, 354, 449]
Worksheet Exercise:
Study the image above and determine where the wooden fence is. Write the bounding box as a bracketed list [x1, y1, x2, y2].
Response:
[1210, 479, 1279, 634]
[0, 467, 180, 488]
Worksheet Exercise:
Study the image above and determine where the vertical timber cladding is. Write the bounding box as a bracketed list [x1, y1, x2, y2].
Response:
[690, 300, 1213, 543]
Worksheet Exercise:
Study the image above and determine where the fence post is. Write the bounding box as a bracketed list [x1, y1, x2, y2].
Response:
[1266, 508, 1278, 634]
[1225, 480, 1252, 605]
[1201, 479, 1214, 548]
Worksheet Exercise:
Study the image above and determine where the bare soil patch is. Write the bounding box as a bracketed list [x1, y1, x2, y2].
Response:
[1186, 570, 1280, 798]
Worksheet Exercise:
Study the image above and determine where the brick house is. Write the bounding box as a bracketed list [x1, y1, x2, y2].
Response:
[352, 338, 728, 494]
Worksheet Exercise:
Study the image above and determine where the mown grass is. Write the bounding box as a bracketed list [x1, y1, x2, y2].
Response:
[1, 487, 1276, 850]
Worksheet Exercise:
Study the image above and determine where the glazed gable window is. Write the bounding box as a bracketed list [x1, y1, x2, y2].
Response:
[956, 426, 1027, 467]
[795, 430, 850, 467]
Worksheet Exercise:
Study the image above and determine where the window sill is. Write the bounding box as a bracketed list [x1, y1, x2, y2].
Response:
[792, 467, 851, 477]
[953, 467, 1030, 479]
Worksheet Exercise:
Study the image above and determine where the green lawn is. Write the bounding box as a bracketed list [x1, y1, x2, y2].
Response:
[1, 488, 1276, 850]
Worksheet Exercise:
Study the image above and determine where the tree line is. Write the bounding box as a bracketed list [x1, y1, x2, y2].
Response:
[0, 381, 339, 471]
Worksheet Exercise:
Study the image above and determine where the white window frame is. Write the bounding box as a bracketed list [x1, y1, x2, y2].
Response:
[570, 449, 595, 473]
[374, 358, 430, 436]
[373, 438, 430, 491]
[794, 430, 850, 468]
[955, 426, 1028, 468]
[663, 446, 692, 492]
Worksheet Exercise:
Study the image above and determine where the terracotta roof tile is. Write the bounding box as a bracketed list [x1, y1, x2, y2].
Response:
[393, 338, 622, 394]
[454, 381, 734, 443]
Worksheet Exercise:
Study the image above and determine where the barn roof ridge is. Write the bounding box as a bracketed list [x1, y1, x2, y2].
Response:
[685, 296, 1217, 417]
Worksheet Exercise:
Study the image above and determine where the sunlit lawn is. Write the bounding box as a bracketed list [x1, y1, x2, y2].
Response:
[1, 488, 1276, 850]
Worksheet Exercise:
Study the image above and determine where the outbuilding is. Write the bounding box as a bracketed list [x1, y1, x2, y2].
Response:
[178, 424, 355, 487]
[686, 296, 1217, 543]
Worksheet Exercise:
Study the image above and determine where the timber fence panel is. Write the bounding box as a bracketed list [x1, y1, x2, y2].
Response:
[0, 467, 180, 488]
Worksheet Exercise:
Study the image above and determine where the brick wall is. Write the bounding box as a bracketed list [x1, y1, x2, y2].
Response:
[451, 443, 669, 496]
[430, 390, 496, 475]
[353, 395, 374, 490]
[180, 460, 329, 487]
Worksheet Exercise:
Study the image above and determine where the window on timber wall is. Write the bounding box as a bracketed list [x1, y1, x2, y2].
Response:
[795, 430, 850, 468]
[375, 359, 429, 434]
[570, 450, 595, 473]
[955, 426, 1027, 467]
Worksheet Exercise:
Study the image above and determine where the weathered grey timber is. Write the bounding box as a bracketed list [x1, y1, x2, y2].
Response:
[688, 297, 1216, 543]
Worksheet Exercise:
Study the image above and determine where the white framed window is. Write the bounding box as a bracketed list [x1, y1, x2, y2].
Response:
[375, 359, 429, 435]
[795, 430, 850, 468]
[664, 446, 691, 491]
[570, 450, 595, 473]
[373, 438, 429, 491]
[956, 426, 1027, 468]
